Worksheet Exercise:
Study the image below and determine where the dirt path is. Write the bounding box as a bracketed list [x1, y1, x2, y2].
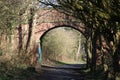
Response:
[28, 65, 86, 80]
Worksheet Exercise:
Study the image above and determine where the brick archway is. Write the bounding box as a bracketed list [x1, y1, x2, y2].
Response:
[32, 9, 91, 43]
[29, 9, 91, 66]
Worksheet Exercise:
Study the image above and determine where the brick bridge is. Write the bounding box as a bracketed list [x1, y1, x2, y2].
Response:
[11, 8, 91, 65]
[32, 9, 90, 42]
[23, 8, 90, 65]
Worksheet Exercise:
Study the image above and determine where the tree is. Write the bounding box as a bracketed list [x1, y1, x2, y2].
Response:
[15, 0, 39, 53]
[0, 0, 40, 68]
[0, 0, 21, 42]
[0, 0, 39, 53]
[38, 0, 120, 79]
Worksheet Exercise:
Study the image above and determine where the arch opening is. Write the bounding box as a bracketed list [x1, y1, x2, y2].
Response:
[39, 25, 88, 68]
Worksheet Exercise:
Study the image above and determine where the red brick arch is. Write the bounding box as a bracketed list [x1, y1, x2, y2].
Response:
[33, 9, 91, 42]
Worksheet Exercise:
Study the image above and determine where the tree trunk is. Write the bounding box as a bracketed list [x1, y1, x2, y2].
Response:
[113, 37, 120, 77]
[91, 29, 98, 72]
[76, 34, 81, 61]
[25, 8, 34, 51]
[18, 23, 23, 53]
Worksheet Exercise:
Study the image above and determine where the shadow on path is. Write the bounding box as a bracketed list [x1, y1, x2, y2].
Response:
[29, 64, 86, 80]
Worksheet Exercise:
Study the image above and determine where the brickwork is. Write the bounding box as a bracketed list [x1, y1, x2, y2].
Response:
[32, 9, 90, 43]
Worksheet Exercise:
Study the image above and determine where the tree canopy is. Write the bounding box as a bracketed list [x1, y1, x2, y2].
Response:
[0, 0, 38, 36]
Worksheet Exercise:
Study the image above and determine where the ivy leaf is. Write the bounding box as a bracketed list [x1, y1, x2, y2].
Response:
[97, 11, 110, 19]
